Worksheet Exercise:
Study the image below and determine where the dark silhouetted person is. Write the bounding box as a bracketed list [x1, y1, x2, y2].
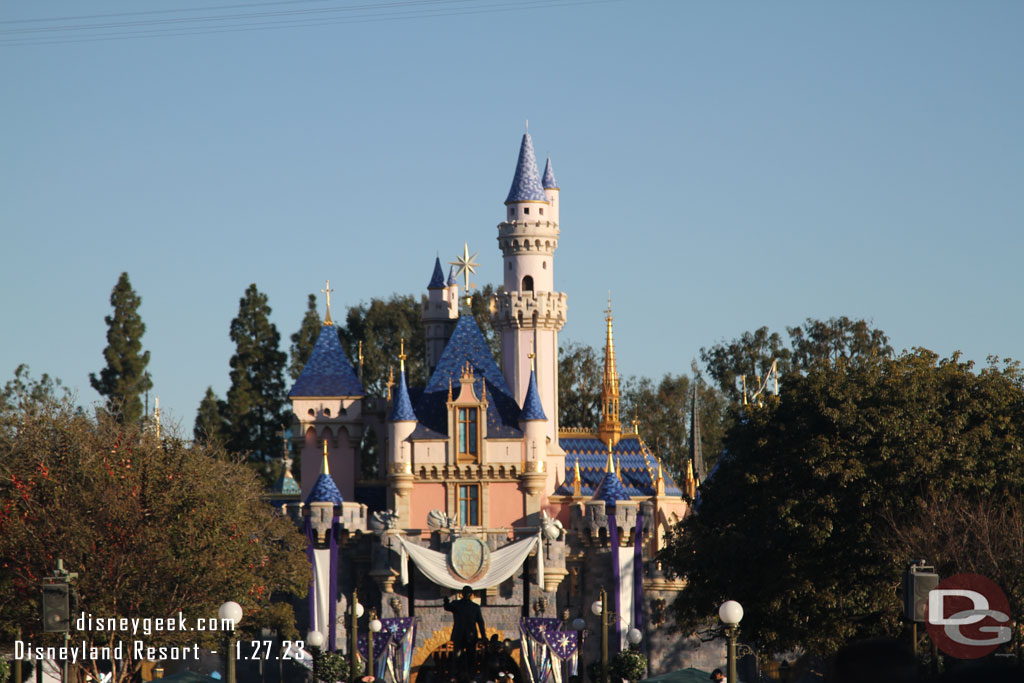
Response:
[444, 585, 486, 680]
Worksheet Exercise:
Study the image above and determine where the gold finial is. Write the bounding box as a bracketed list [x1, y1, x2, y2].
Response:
[399, 338, 406, 372]
[321, 280, 335, 326]
[450, 243, 479, 309]
[573, 459, 582, 497]
[386, 365, 395, 402]
[631, 416, 639, 434]
[606, 441, 614, 472]
[358, 340, 364, 365]
[447, 377, 453, 402]
[528, 352, 535, 372]
[322, 438, 330, 476]
[154, 396, 161, 440]
[657, 459, 665, 483]
[616, 455, 622, 479]
[599, 296, 622, 448]
[686, 460, 694, 481]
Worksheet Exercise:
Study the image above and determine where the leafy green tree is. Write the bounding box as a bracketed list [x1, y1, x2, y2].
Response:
[289, 293, 321, 380]
[558, 341, 602, 430]
[225, 284, 287, 461]
[788, 316, 893, 370]
[659, 350, 1024, 657]
[700, 326, 790, 404]
[193, 386, 227, 443]
[470, 283, 501, 360]
[623, 373, 727, 480]
[89, 272, 152, 424]
[0, 385, 309, 683]
[338, 294, 425, 397]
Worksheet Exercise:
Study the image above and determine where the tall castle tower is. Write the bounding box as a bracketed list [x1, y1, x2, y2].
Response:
[491, 132, 567, 450]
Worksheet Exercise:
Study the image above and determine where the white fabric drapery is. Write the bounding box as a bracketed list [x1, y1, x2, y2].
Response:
[397, 534, 541, 589]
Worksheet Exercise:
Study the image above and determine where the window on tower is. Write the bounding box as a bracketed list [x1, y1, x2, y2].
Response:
[458, 484, 480, 526]
[457, 407, 479, 462]
[539, 208, 544, 215]
[524, 207, 530, 215]
[522, 275, 534, 291]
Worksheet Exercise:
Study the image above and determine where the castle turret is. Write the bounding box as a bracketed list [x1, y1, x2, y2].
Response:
[491, 131, 567, 450]
[387, 342, 417, 527]
[289, 284, 366, 501]
[542, 156, 559, 224]
[423, 257, 459, 376]
[519, 366, 548, 520]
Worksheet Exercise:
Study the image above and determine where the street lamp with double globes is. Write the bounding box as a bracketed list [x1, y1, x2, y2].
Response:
[591, 588, 644, 683]
[306, 630, 325, 683]
[718, 600, 743, 683]
[219, 601, 244, 683]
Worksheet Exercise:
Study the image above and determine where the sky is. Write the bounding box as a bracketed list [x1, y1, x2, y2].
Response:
[2, 0, 1022, 429]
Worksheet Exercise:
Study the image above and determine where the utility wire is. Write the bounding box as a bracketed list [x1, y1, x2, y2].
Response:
[1, 0, 620, 47]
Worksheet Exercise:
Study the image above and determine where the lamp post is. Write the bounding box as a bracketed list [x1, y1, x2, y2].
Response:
[592, 589, 610, 683]
[718, 601, 743, 683]
[307, 629, 324, 683]
[219, 601, 244, 683]
[368, 610, 382, 681]
[349, 589, 363, 681]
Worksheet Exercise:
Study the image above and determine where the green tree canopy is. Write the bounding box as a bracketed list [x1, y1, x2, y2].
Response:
[89, 272, 153, 424]
[659, 350, 1024, 657]
[558, 341, 602, 431]
[289, 293, 321, 381]
[225, 284, 287, 461]
[0, 383, 309, 683]
[193, 385, 227, 443]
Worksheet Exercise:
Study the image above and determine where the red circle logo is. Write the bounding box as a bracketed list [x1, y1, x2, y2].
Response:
[925, 573, 1011, 659]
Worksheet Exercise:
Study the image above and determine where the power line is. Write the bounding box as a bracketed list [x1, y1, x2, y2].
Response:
[0, 0, 621, 47]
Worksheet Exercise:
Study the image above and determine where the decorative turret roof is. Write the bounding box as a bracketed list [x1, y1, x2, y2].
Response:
[591, 455, 631, 507]
[305, 443, 344, 505]
[519, 369, 547, 421]
[289, 324, 365, 397]
[389, 369, 417, 422]
[428, 257, 446, 289]
[505, 132, 549, 204]
[413, 315, 521, 438]
[598, 298, 622, 447]
[447, 264, 458, 286]
[542, 157, 558, 190]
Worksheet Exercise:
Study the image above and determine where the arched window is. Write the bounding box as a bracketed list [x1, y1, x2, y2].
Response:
[522, 275, 534, 291]
[457, 407, 479, 462]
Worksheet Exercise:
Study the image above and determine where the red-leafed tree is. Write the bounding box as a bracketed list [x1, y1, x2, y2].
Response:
[0, 368, 309, 683]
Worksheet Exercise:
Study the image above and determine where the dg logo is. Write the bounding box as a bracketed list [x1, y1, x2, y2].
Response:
[926, 573, 1012, 659]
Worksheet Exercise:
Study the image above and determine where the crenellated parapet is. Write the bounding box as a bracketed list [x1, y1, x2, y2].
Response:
[496, 220, 560, 257]
[570, 500, 653, 546]
[491, 290, 567, 332]
[303, 500, 368, 545]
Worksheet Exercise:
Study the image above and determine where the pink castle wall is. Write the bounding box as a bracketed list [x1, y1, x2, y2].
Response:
[410, 482, 446, 529]
[488, 482, 524, 528]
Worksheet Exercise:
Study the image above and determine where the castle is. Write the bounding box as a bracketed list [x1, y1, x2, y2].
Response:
[272, 131, 711, 679]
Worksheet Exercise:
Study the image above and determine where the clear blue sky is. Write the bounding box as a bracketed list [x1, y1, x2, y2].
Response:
[2, 0, 1022, 428]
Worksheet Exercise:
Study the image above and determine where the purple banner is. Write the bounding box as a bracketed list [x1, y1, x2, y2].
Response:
[542, 630, 579, 660]
[521, 617, 562, 644]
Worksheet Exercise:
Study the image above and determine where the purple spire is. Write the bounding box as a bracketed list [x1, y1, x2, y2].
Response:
[505, 133, 549, 203]
[428, 257, 445, 289]
[542, 157, 558, 190]
[519, 369, 547, 421]
[447, 264, 457, 286]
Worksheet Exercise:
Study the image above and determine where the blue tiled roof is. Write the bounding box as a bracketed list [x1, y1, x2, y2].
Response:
[389, 370, 417, 422]
[542, 157, 558, 190]
[413, 315, 521, 438]
[554, 436, 683, 497]
[428, 257, 446, 289]
[271, 472, 302, 495]
[447, 265, 457, 286]
[592, 469, 631, 506]
[306, 472, 344, 505]
[519, 370, 546, 421]
[505, 133, 549, 203]
[289, 325, 365, 398]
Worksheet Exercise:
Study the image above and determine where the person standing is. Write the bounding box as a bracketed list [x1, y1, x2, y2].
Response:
[444, 585, 487, 679]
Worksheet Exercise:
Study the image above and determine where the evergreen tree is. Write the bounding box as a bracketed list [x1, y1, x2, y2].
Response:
[89, 272, 153, 424]
[289, 294, 321, 380]
[224, 284, 287, 461]
[193, 386, 227, 443]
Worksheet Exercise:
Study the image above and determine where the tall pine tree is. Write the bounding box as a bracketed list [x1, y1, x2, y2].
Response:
[193, 386, 227, 443]
[225, 284, 287, 460]
[289, 293, 321, 380]
[89, 272, 152, 424]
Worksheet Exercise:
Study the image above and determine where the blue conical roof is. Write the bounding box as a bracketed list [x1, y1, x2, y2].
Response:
[389, 370, 417, 422]
[505, 133, 549, 203]
[428, 257, 446, 289]
[289, 325, 365, 397]
[447, 265, 457, 286]
[305, 453, 344, 505]
[542, 157, 558, 190]
[519, 369, 547, 421]
[592, 468, 631, 507]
